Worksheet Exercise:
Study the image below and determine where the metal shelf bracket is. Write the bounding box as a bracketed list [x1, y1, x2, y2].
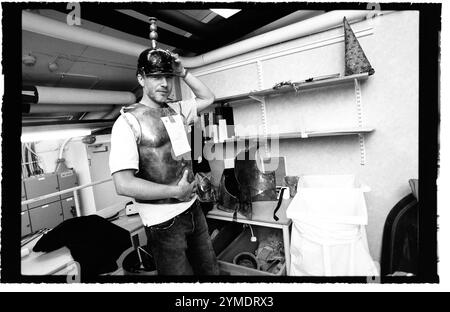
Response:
[354, 78, 366, 165]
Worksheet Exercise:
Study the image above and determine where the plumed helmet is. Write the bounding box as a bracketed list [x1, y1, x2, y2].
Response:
[136, 48, 175, 76]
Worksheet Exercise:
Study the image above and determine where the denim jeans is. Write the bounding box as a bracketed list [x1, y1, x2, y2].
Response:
[145, 200, 220, 275]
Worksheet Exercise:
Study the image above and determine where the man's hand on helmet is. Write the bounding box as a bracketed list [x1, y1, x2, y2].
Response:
[175, 170, 197, 201]
[171, 53, 187, 78]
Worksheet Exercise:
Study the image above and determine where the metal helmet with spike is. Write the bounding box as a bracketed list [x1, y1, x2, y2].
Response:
[136, 17, 176, 77]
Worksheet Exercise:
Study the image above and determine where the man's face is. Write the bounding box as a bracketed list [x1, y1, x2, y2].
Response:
[138, 74, 174, 105]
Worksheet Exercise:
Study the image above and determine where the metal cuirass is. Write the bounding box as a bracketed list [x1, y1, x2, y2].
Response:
[121, 103, 194, 204]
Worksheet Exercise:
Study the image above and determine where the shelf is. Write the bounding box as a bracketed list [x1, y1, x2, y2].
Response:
[213, 73, 370, 105]
[207, 199, 292, 228]
[206, 127, 375, 144]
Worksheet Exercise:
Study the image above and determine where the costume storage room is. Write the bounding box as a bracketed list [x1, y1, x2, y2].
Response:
[0, 2, 440, 283]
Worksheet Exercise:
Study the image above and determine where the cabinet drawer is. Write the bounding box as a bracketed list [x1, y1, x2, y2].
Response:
[21, 180, 26, 198]
[21, 181, 28, 211]
[21, 211, 32, 237]
[29, 201, 63, 232]
[24, 174, 60, 209]
[57, 171, 78, 200]
[61, 197, 77, 220]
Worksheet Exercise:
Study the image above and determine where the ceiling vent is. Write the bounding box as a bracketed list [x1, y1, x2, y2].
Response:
[22, 54, 37, 66]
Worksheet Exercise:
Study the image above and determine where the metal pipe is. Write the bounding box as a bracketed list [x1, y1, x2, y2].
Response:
[21, 177, 112, 206]
[181, 10, 371, 68]
[150, 9, 214, 37]
[22, 117, 73, 123]
[58, 137, 73, 159]
[34, 86, 136, 105]
[23, 10, 371, 69]
[81, 111, 113, 120]
[73, 190, 81, 217]
[26, 104, 114, 114]
[82, 106, 123, 120]
[23, 11, 148, 57]
[238, 10, 326, 40]
[101, 106, 123, 119]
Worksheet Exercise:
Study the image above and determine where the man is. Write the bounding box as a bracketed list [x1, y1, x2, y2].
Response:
[109, 48, 219, 275]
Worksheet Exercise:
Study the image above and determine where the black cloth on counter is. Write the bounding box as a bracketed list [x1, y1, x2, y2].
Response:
[33, 215, 132, 280]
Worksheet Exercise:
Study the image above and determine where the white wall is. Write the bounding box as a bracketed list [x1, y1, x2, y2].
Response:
[182, 11, 419, 262]
[64, 134, 131, 215]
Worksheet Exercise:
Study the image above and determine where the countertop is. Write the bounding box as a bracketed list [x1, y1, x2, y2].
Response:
[21, 210, 143, 276]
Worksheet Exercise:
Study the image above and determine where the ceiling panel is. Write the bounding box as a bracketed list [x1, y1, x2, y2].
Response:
[179, 9, 217, 21]
[21, 5, 326, 123]
[118, 9, 192, 40]
[22, 31, 87, 87]
[38, 9, 105, 32]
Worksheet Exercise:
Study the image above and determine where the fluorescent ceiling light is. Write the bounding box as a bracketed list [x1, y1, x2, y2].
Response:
[210, 9, 241, 19]
[21, 128, 92, 143]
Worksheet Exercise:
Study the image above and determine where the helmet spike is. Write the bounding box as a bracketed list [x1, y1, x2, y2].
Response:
[148, 17, 158, 50]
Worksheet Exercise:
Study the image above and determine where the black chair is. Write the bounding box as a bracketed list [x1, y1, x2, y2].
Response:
[380, 193, 418, 276]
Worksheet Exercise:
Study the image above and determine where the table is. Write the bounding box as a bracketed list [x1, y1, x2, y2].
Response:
[20, 210, 144, 276]
[207, 198, 292, 275]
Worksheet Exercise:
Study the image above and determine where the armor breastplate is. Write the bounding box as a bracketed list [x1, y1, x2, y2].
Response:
[122, 103, 193, 204]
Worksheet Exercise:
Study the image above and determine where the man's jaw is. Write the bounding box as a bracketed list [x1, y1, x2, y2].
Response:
[141, 92, 168, 107]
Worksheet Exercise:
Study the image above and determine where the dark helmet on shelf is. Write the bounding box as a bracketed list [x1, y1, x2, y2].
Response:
[136, 48, 175, 77]
[217, 145, 277, 219]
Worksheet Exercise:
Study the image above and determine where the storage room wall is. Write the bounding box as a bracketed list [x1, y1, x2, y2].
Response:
[31, 135, 131, 215]
[64, 135, 131, 215]
[31, 138, 96, 215]
[181, 11, 419, 262]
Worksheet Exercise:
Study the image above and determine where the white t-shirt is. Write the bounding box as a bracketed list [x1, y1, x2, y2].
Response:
[109, 99, 198, 227]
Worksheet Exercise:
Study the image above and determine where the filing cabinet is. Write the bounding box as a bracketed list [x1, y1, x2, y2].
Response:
[61, 197, 77, 220]
[23, 173, 60, 209]
[28, 201, 64, 232]
[57, 170, 78, 200]
[21, 171, 79, 237]
[21, 181, 27, 212]
[21, 211, 32, 237]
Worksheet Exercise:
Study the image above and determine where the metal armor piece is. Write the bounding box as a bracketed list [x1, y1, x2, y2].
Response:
[122, 103, 194, 204]
[235, 145, 277, 201]
[218, 145, 277, 219]
[217, 168, 240, 214]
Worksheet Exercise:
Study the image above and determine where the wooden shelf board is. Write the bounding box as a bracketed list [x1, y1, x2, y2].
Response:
[213, 73, 370, 105]
[207, 199, 292, 227]
[206, 127, 374, 143]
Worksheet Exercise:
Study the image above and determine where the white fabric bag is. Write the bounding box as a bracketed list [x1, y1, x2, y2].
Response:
[286, 175, 379, 276]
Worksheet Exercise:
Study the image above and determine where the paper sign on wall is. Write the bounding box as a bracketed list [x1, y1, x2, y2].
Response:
[161, 114, 191, 157]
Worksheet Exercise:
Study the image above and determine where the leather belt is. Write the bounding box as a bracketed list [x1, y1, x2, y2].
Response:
[181, 200, 198, 215]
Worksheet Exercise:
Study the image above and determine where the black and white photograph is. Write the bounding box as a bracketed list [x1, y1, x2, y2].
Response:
[0, 0, 444, 292]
